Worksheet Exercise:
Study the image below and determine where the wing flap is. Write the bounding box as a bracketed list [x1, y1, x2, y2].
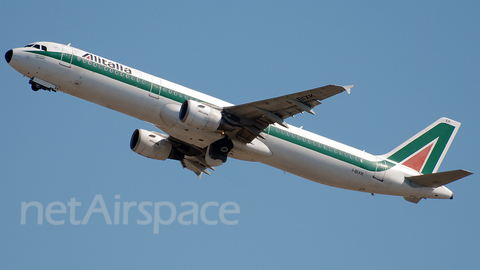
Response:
[181, 158, 212, 179]
[406, 169, 473, 188]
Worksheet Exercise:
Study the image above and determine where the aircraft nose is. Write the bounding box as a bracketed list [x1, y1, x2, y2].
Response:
[5, 49, 13, 64]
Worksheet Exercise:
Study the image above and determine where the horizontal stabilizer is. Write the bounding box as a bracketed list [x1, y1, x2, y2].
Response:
[406, 169, 472, 188]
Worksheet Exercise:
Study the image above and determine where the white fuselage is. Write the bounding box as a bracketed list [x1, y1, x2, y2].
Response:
[6, 42, 453, 200]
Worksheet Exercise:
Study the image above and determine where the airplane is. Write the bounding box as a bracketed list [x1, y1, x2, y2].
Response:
[5, 41, 472, 203]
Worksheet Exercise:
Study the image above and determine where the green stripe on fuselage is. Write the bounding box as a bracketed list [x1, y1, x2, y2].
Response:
[267, 127, 393, 172]
[31, 50, 392, 172]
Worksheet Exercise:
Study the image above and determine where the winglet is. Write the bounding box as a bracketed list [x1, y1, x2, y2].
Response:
[342, 85, 354, 95]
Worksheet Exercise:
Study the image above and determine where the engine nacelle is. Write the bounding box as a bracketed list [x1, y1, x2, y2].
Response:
[130, 129, 173, 160]
[179, 100, 234, 132]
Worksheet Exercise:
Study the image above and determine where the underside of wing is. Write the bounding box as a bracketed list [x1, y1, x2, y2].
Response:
[223, 85, 353, 142]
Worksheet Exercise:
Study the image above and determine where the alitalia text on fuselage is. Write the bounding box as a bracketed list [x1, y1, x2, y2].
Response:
[82, 53, 133, 74]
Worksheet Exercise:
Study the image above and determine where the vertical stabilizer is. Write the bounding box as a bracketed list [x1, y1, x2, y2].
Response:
[381, 118, 461, 174]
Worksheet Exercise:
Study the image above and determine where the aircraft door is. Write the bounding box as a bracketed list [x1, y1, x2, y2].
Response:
[60, 46, 73, 68]
[373, 158, 386, 182]
[150, 76, 161, 99]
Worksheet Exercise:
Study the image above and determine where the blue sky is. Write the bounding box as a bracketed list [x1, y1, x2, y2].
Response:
[1, 1, 479, 269]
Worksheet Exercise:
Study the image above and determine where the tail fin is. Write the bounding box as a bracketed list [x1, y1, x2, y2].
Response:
[381, 118, 461, 174]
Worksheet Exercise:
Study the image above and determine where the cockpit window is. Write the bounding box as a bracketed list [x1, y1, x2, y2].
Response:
[24, 44, 47, 51]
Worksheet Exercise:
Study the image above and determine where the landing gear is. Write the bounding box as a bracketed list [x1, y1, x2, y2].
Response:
[208, 137, 234, 163]
[28, 79, 57, 92]
[31, 82, 41, 91]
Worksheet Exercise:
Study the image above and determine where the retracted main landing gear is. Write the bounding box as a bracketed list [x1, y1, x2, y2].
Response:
[209, 137, 234, 162]
[29, 77, 59, 92]
[205, 137, 234, 166]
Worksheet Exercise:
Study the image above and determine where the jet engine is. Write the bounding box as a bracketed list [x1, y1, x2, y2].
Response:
[130, 129, 178, 160]
[179, 100, 234, 132]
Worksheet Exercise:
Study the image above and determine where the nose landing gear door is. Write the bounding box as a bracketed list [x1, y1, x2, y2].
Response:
[60, 45, 73, 68]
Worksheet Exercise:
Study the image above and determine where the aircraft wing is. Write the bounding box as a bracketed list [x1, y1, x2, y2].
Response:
[223, 85, 353, 142]
[161, 85, 353, 177]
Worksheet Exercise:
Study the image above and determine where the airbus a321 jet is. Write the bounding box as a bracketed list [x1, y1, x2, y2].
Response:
[5, 42, 472, 203]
